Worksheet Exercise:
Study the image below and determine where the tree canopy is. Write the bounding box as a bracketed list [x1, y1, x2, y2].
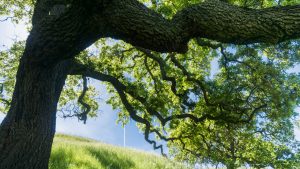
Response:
[1, 0, 300, 168]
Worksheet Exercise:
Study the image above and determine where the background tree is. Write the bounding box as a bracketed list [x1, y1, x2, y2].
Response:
[0, 0, 300, 169]
[169, 120, 300, 168]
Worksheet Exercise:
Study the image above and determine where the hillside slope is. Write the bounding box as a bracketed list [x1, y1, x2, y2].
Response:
[50, 134, 190, 169]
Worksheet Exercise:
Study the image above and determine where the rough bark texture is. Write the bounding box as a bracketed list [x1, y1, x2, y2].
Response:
[0, 59, 69, 168]
[100, 0, 300, 52]
[0, 0, 300, 168]
[0, 21, 77, 166]
[0, 3, 87, 168]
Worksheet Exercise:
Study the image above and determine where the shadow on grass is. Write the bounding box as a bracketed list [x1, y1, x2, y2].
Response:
[86, 147, 135, 169]
[49, 148, 71, 169]
[49, 147, 100, 169]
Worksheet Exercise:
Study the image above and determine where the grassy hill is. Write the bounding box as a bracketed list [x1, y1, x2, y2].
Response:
[50, 134, 190, 169]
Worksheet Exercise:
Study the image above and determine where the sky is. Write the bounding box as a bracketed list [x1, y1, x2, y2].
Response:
[0, 16, 300, 155]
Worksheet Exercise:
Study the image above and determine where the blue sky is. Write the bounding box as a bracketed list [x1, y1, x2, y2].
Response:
[0, 17, 299, 155]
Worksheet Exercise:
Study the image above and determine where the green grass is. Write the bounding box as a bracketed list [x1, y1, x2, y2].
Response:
[50, 134, 190, 169]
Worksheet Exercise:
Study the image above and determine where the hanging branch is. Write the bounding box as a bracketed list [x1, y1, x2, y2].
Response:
[77, 76, 91, 124]
[62, 76, 92, 123]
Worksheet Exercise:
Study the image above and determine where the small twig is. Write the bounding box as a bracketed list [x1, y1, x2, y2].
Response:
[0, 83, 3, 94]
[0, 98, 10, 105]
[0, 17, 13, 22]
[144, 57, 159, 93]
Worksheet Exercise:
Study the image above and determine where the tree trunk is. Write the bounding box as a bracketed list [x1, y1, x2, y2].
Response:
[0, 54, 69, 169]
[0, 2, 80, 166]
[0, 3, 88, 168]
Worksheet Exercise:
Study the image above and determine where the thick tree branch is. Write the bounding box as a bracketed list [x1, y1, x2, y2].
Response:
[28, 0, 300, 66]
[26, 1, 108, 64]
[101, 0, 300, 52]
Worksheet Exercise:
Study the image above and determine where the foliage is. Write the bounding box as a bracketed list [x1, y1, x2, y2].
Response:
[0, 41, 23, 113]
[1, 0, 300, 168]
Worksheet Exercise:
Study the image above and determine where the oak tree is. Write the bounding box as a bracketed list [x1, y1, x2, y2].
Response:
[1, 0, 300, 168]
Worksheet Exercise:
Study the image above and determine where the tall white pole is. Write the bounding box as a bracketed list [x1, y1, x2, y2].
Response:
[123, 124, 126, 147]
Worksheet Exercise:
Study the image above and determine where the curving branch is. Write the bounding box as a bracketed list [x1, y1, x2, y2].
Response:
[100, 0, 300, 53]
[168, 52, 217, 107]
[114, 84, 166, 155]
[137, 47, 184, 98]
[69, 60, 267, 156]
[61, 76, 91, 123]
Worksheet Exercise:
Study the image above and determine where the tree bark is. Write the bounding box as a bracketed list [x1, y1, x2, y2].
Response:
[100, 0, 300, 52]
[0, 2, 95, 168]
[0, 22, 73, 167]
[0, 55, 69, 169]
